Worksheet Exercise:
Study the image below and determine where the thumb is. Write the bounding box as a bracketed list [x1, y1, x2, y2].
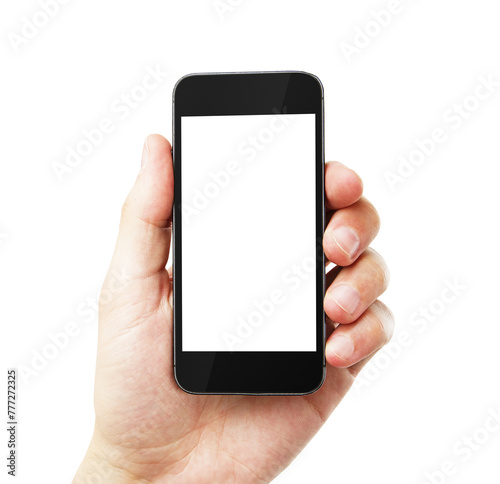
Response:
[109, 134, 174, 280]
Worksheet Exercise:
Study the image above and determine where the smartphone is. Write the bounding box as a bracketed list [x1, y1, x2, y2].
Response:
[172, 71, 325, 395]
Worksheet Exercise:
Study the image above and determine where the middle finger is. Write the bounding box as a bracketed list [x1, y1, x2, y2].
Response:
[323, 197, 380, 267]
[324, 248, 389, 325]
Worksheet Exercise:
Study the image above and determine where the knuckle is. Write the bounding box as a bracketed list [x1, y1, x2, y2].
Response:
[361, 197, 381, 233]
[363, 248, 390, 292]
[370, 300, 394, 347]
[371, 300, 395, 344]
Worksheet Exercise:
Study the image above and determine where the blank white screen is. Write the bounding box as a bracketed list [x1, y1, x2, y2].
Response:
[181, 114, 316, 351]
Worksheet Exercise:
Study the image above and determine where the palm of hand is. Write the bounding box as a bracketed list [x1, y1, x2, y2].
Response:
[75, 135, 393, 484]
[93, 269, 354, 483]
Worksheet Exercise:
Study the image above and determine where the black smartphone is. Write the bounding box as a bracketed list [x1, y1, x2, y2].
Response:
[172, 71, 325, 395]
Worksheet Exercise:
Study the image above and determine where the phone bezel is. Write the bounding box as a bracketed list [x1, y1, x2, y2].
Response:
[172, 71, 325, 395]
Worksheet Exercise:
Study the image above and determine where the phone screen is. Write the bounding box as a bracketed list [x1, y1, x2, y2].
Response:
[181, 113, 317, 352]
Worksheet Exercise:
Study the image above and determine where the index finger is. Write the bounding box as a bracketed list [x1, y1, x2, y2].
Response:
[325, 161, 363, 210]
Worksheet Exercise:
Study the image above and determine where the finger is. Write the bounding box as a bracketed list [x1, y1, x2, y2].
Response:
[324, 266, 342, 336]
[324, 248, 389, 325]
[323, 197, 380, 266]
[109, 134, 174, 280]
[325, 300, 395, 368]
[325, 161, 363, 210]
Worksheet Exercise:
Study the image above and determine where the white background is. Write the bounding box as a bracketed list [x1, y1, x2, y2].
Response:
[1, 0, 499, 483]
[181, 114, 316, 351]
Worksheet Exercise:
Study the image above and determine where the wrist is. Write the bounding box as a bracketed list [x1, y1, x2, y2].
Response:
[73, 437, 148, 484]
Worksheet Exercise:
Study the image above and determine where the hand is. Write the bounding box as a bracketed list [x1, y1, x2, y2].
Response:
[73, 134, 394, 484]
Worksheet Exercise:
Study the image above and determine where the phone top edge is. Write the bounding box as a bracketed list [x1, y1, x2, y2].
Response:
[172, 70, 324, 101]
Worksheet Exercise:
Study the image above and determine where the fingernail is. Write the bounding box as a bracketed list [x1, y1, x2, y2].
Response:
[329, 285, 360, 315]
[330, 227, 360, 259]
[140, 137, 150, 171]
[327, 335, 355, 361]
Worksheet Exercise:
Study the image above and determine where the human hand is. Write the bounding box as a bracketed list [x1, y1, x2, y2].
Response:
[73, 134, 394, 484]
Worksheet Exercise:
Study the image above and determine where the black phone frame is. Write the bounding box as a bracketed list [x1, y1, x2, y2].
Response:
[173, 71, 325, 395]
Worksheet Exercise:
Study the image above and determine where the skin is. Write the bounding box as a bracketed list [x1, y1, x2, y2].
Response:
[73, 134, 394, 484]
